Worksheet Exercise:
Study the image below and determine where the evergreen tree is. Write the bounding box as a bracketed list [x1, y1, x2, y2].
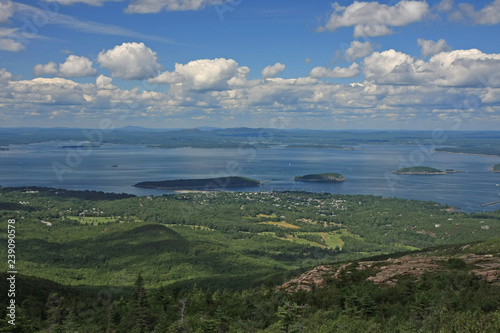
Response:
[61, 310, 80, 333]
[129, 273, 150, 333]
[45, 293, 64, 333]
[277, 301, 306, 333]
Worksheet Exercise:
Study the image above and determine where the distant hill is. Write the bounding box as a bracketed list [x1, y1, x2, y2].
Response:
[116, 126, 181, 132]
[1, 127, 500, 151]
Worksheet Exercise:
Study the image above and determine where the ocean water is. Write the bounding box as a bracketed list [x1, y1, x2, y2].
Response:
[1, 142, 499, 212]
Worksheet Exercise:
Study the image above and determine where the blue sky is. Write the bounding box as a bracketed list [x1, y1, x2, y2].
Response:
[1, 0, 500, 130]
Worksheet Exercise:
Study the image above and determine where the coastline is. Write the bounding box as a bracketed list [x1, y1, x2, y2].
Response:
[434, 149, 500, 157]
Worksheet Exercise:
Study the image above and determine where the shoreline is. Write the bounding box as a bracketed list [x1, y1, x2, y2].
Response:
[434, 149, 500, 157]
[0, 185, 496, 213]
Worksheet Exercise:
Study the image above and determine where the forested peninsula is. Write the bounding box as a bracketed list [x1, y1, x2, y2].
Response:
[294, 173, 346, 182]
[133, 176, 261, 190]
[435, 147, 500, 157]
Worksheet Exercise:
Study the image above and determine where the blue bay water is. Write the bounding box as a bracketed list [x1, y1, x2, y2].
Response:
[1, 142, 499, 212]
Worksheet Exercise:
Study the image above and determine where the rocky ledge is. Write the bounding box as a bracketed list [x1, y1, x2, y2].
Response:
[280, 254, 500, 293]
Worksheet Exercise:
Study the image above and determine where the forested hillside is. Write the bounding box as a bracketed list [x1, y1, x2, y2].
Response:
[1, 187, 499, 331]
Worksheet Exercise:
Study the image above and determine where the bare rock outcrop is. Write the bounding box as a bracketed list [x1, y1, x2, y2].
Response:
[280, 254, 500, 293]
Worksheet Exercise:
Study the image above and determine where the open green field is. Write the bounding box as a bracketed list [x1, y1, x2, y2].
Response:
[322, 232, 345, 249]
[260, 221, 301, 229]
[66, 215, 143, 225]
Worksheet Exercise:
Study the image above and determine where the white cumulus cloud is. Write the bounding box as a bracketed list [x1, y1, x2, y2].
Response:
[261, 63, 285, 79]
[96, 74, 117, 90]
[0, 38, 24, 52]
[97, 42, 162, 80]
[364, 48, 500, 87]
[34, 55, 98, 77]
[59, 55, 98, 77]
[345, 41, 374, 60]
[457, 0, 500, 25]
[309, 63, 361, 79]
[0, 28, 25, 52]
[319, 0, 429, 37]
[417, 38, 451, 58]
[436, 0, 454, 12]
[45, 0, 120, 5]
[0, 68, 13, 83]
[125, 0, 227, 13]
[9, 77, 88, 105]
[149, 58, 249, 90]
[33, 62, 59, 76]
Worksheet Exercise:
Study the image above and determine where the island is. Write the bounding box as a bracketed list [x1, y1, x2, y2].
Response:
[0, 147, 9, 151]
[393, 167, 462, 175]
[285, 144, 357, 150]
[491, 164, 500, 173]
[60, 142, 102, 149]
[294, 173, 346, 182]
[133, 176, 261, 190]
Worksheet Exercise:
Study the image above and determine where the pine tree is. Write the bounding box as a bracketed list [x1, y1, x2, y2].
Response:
[129, 273, 150, 333]
[61, 310, 80, 333]
[45, 293, 64, 333]
[277, 301, 307, 333]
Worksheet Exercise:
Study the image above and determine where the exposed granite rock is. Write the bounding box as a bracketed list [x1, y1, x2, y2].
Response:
[280, 254, 500, 293]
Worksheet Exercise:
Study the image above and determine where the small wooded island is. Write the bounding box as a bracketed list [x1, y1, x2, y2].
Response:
[285, 144, 356, 150]
[393, 166, 462, 175]
[491, 164, 500, 173]
[294, 173, 346, 182]
[133, 176, 261, 190]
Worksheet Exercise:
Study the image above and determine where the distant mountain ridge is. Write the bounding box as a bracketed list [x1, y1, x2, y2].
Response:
[1, 127, 499, 152]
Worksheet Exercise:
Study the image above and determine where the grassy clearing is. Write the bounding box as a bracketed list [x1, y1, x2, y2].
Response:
[296, 218, 318, 224]
[259, 230, 348, 250]
[260, 221, 300, 229]
[66, 216, 142, 225]
[165, 224, 214, 231]
[395, 244, 420, 251]
[287, 235, 326, 248]
[321, 233, 344, 249]
[257, 213, 277, 218]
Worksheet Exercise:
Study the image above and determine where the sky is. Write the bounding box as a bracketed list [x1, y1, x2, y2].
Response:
[0, 0, 500, 130]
